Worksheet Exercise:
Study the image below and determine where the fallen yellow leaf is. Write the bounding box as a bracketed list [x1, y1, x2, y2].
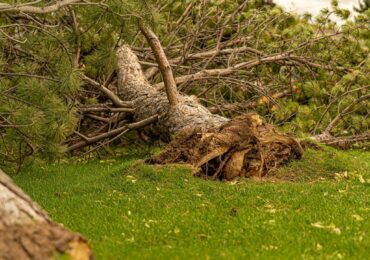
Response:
[352, 214, 364, 221]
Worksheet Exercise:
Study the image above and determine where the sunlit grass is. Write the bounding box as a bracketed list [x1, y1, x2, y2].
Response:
[13, 147, 370, 259]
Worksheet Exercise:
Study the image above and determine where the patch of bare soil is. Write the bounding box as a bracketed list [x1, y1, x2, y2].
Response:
[148, 113, 303, 180]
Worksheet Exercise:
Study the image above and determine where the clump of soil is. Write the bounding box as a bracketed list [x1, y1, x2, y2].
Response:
[148, 113, 303, 180]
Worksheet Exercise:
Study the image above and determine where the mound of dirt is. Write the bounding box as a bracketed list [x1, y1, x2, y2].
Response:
[148, 113, 303, 180]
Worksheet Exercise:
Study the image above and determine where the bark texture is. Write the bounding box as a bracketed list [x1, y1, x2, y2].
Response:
[0, 169, 92, 260]
[116, 45, 228, 138]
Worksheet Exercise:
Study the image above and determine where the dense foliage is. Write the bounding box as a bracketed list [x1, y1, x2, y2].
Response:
[0, 0, 148, 169]
[145, 0, 369, 136]
[0, 0, 369, 170]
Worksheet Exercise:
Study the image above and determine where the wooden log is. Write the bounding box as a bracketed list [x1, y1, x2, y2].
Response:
[0, 169, 92, 259]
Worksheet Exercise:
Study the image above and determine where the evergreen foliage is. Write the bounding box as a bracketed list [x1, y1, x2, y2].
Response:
[145, 0, 369, 137]
[0, 0, 148, 169]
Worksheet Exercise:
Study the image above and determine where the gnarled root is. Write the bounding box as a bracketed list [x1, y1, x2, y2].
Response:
[148, 113, 303, 180]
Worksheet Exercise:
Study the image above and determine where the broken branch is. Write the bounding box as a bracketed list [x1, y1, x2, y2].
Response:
[139, 23, 180, 106]
[67, 114, 158, 152]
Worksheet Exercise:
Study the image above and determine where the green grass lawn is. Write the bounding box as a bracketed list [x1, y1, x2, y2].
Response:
[12, 147, 370, 259]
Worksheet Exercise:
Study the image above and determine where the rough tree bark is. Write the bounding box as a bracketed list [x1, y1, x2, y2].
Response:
[117, 46, 228, 138]
[0, 169, 92, 260]
[116, 25, 303, 180]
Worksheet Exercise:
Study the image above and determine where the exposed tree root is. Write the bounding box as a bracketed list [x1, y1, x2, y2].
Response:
[148, 113, 303, 180]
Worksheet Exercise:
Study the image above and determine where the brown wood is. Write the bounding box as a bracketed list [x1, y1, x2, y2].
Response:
[311, 132, 370, 149]
[139, 24, 180, 106]
[0, 169, 92, 259]
[67, 114, 158, 151]
[0, 0, 83, 14]
[81, 75, 133, 108]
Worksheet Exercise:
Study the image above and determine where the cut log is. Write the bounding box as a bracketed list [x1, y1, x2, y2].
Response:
[116, 28, 303, 179]
[0, 169, 92, 260]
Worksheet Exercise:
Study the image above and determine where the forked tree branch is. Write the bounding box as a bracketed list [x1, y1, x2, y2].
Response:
[154, 53, 291, 89]
[311, 93, 370, 148]
[153, 53, 351, 90]
[81, 75, 133, 108]
[67, 114, 158, 152]
[324, 93, 370, 135]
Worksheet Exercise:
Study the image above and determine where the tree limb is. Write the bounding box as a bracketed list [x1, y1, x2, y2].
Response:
[207, 90, 290, 113]
[0, 0, 83, 14]
[154, 53, 291, 89]
[324, 93, 370, 135]
[311, 132, 370, 149]
[67, 114, 158, 152]
[78, 106, 134, 113]
[139, 23, 180, 106]
[81, 75, 133, 108]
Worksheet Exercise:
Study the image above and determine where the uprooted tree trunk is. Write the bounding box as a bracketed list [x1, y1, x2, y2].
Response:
[116, 25, 303, 180]
[0, 169, 92, 259]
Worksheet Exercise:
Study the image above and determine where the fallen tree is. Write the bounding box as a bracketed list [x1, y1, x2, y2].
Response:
[0, 168, 92, 259]
[115, 25, 303, 180]
[1, 1, 367, 170]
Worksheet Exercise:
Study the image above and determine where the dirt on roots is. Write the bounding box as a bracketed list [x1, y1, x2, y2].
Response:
[148, 113, 304, 180]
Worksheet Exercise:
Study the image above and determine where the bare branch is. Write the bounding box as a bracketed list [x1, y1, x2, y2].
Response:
[67, 114, 158, 152]
[311, 132, 370, 149]
[154, 53, 291, 90]
[154, 52, 351, 90]
[140, 46, 263, 81]
[324, 93, 370, 135]
[0, 0, 83, 14]
[139, 23, 180, 106]
[81, 75, 133, 108]
[85, 114, 116, 123]
[78, 107, 134, 113]
[207, 90, 290, 113]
